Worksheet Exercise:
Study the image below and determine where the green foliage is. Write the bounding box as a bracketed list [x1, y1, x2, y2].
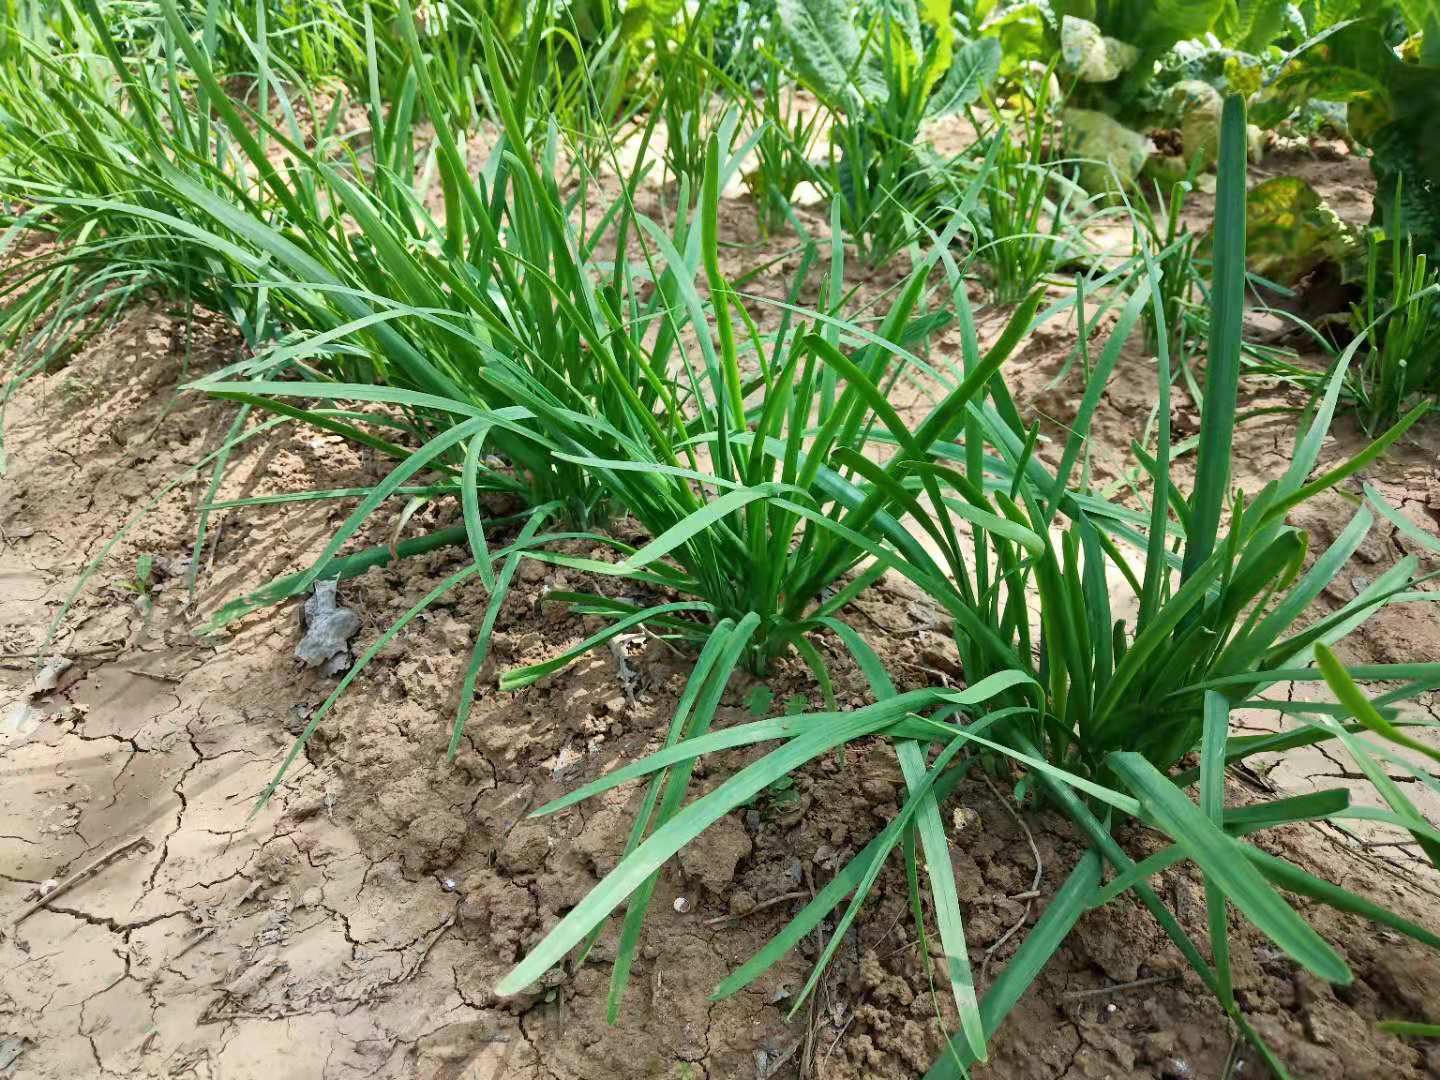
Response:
[494, 96, 1440, 1076]
[1347, 217, 1440, 429]
[972, 76, 1084, 300]
[918, 95, 1440, 1073]
[777, 0, 1001, 259]
[60, 0, 1037, 797]
[1050, 1, 1234, 102]
[4, 7, 1439, 1077]
[1131, 175, 1203, 356]
[1218, 0, 1293, 54]
[118, 552, 156, 597]
[1379, 1020, 1440, 1038]
[1272, 19, 1440, 255]
[777, 0, 865, 104]
[741, 48, 827, 232]
[1314, 641, 1440, 869]
[0, 0, 292, 462]
[1014, 0, 1300, 190]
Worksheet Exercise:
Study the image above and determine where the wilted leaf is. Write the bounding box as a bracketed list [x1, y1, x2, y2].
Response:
[1223, 55, 1263, 98]
[1166, 79, 1224, 167]
[1242, 176, 1356, 284]
[1060, 16, 1138, 82]
[1064, 108, 1153, 192]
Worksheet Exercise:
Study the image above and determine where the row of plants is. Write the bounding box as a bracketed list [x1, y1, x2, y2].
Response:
[1, 0, 1438, 1072]
[6, 0, 1439, 449]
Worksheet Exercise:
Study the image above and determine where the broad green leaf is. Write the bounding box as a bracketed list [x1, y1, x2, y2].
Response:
[776, 0, 862, 106]
[1222, 0, 1292, 52]
[925, 37, 1001, 119]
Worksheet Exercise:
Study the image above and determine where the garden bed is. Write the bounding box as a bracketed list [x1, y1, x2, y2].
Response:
[3, 136, 1439, 1073]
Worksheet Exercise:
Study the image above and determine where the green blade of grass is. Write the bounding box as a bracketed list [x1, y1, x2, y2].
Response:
[1242, 845, 1440, 951]
[447, 506, 558, 761]
[1108, 751, 1351, 985]
[531, 678, 1037, 819]
[1182, 95, 1247, 583]
[606, 613, 761, 1021]
[495, 706, 935, 996]
[827, 619, 988, 1063]
[924, 851, 1104, 1080]
[1315, 643, 1440, 768]
[1201, 691, 1234, 1007]
[499, 602, 714, 691]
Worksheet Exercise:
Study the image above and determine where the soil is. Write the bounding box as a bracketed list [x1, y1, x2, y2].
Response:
[3, 143, 1440, 1080]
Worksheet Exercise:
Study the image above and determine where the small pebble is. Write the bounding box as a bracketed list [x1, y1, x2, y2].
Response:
[673, 896, 690, 914]
[951, 806, 981, 834]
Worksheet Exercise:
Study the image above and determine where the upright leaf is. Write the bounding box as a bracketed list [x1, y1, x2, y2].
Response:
[776, 0, 861, 106]
[1183, 95, 1247, 583]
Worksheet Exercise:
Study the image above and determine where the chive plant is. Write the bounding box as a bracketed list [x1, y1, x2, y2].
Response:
[971, 72, 1083, 302]
[742, 45, 826, 235]
[0, 0, 293, 457]
[158, 0, 696, 522]
[1349, 213, 1440, 432]
[85, 0, 1035, 782]
[1131, 173, 1205, 358]
[212, 117, 1045, 784]
[498, 98, 1440, 1075]
[648, 0, 729, 192]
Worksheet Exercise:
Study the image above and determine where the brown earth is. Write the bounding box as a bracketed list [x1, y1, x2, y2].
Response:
[3, 156, 1440, 1080]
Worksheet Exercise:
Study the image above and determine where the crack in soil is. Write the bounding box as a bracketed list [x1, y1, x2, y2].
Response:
[46, 904, 189, 936]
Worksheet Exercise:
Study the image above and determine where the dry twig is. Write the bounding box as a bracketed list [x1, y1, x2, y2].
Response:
[12, 836, 152, 927]
[1060, 973, 1182, 1002]
[703, 889, 809, 926]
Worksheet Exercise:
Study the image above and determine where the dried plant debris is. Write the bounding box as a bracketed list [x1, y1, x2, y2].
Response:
[296, 580, 360, 676]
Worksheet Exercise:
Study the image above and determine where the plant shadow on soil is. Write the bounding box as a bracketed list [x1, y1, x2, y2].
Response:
[3, 153, 1440, 1079]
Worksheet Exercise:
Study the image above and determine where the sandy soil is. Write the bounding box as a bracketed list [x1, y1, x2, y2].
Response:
[3, 152, 1440, 1080]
